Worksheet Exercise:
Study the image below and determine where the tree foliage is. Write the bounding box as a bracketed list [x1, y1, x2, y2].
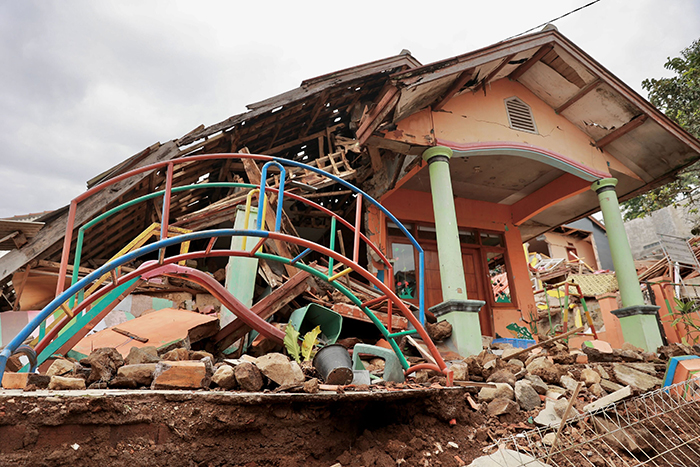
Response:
[623, 39, 700, 221]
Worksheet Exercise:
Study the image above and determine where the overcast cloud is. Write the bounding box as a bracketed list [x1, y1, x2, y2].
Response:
[1, 0, 699, 218]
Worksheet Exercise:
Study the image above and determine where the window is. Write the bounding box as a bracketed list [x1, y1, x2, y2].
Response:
[505, 97, 538, 134]
[486, 251, 512, 303]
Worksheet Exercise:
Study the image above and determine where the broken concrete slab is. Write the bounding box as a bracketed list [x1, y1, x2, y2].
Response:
[584, 385, 632, 412]
[534, 400, 562, 427]
[467, 448, 550, 467]
[613, 364, 662, 391]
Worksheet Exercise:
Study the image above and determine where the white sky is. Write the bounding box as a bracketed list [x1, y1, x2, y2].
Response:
[1, 0, 698, 218]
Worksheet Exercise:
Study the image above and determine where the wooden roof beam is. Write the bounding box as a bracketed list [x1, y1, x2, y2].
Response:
[595, 114, 648, 149]
[508, 44, 554, 81]
[356, 85, 400, 145]
[432, 68, 475, 111]
[555, 79, 601, 114]
[477, 54, 515, 93]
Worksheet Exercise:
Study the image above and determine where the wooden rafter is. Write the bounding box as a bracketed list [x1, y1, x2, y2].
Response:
[432, 68, 475, 111]
[299, 91, 330, 138]
[356, 85, 400, 145]
[595, 114, 648, 148]
[555, 79, 601, 114]
[508, 44, 554, 81]
[477, 54, 515, 93]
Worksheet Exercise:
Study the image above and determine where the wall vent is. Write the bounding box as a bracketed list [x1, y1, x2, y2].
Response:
[505, 97, 538, 134]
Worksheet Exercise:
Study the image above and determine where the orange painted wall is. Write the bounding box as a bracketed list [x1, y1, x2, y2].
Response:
[383, 79, 640, 181]
[369, 187, 536, 338]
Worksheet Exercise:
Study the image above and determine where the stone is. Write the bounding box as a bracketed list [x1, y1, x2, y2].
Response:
[542, 433, 557, 446]
[414, 370, 430, 384]
[255, 353, 305, 386]
[553, 398, 577, 421]
[612, 364, 662, 391]
[487, 398, 519, 417]
[426, 320, 452, 341]
[589, 383, 606, 398]
[124, 346, 160, 365]
[524, 375, 548, 395]
[151, 360, 212, 389]
[108, 376, 138, 389]
[478, 383, 514, 402]
[1, 372, 28, 389]
[467, 449, 549, 467]
[580, 368, 602, 386]
[526, 357, 561, 383]
[117, 364, 157, 386]
[592, 415, 651, 454]
[584, 386, 632, 412]
[82, 348, 125, 384]
[48, 376, 86, 390]
[560, 374, 580, 392]
[27, 374, 51, 389]
[46, 359, 75, 377]
[304, 378, 320, 394]
[545, 386, 566, 400]
[235, 362, 263, 391]
[507, 359, 524, 371]
[486, 369, 516, 387]
[514, 380, 541, 411]
[600, 379, 624, 393]
[450, 362, 469, 381]
[622, 342, 645, 353]
[594, 364, 610, 380]
[501, 348, 524, 361]
[190, 350, 215, 361]
[623, 362, 657, 375]
[162, 348, 191, 361]
[211, 365, 237, 389]
[616, 349, 644, 362]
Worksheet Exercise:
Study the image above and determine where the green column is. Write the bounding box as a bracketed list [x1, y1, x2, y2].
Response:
[423, 146, 484, 356]
[592, 178, 663, 352]
[422, 147, 468, 301]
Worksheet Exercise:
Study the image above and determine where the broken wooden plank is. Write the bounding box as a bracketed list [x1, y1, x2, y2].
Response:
[112, 327, 149, 343]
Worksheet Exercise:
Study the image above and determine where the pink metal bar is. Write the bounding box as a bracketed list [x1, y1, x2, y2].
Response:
[55, 200, 78, 297]
[159, 163, 174, 264]
[249, 238, 267, 257]
[205, 237, 217, 254]
[353, 193, 362, 263]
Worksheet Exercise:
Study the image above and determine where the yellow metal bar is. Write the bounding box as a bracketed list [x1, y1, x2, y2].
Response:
[242, 189, 259, 250]
[328, 267, 352, 282]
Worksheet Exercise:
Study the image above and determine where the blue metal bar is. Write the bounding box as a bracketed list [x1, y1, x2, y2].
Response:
[290, 247, 312, 265]
[258, 161, 286, 232]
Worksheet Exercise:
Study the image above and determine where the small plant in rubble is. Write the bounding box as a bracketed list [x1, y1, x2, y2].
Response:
[283, 323, 322, 363]
[668, 298, 700, 345]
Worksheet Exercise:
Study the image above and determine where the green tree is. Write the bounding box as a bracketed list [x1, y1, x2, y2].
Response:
[623, 39, 700, 221]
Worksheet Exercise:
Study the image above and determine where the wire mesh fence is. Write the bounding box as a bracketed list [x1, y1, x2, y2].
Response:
[490, 379, 700, 466]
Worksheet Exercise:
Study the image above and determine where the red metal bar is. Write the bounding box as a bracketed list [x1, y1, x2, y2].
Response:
[205, 237, 217, 254]
[387, 265, 394, 335]
[55, 200, 78, 297]
[159, 163, 174, 264]
[353, 193, 362, 263]
[249, 237, 266, 256]
[362, 295, 388, 308]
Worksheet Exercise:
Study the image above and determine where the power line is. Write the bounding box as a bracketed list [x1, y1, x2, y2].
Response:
[504, 0, 603, 41]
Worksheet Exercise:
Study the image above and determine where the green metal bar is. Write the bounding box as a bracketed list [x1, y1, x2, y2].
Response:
[388, 329, 418, 338]
[254, 252, 410, 370]
[68, 182, 256, 305]
[328, 216, 337, 277]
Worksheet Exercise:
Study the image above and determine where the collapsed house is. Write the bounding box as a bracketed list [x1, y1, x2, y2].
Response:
[2, 27, 700, 466]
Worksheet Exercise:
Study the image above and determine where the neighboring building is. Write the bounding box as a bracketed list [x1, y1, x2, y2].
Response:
[625, 204, 700, 260]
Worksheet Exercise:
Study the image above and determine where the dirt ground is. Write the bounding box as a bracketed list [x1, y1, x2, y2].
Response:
[0, 386, 536, 467]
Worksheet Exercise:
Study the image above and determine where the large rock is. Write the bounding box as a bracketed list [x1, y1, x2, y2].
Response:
[450, 362, 469, 382]
[486, 398, 519, 417]
[514, 380, 541, 411]
[125, 346, 160, 365]
[151, 360, 213, 389]
[501, 348, 525, 362]
[48, 375, 86, 390]
[612, 364, 662, 391]
[46, 359, 76, 377]
[478, 383, 514, 402]
[162, 348, 191, 361]
[487, 369, 516, 387]
[254, 353, 304, 386]
[524, 374, 548, 395]
[425, 320, 452, 341]
[212, 365, 237, 390]
[117, 364, 157, 386]
[235, 362, 263, 391]
[580, 368, 602, 386]
[526, 357, 561, 384]
[82, 348, 125, 384]
[559, 374, 580, 392]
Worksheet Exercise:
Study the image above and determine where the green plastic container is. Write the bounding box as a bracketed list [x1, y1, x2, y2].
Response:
[288, 303, 343, 345]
